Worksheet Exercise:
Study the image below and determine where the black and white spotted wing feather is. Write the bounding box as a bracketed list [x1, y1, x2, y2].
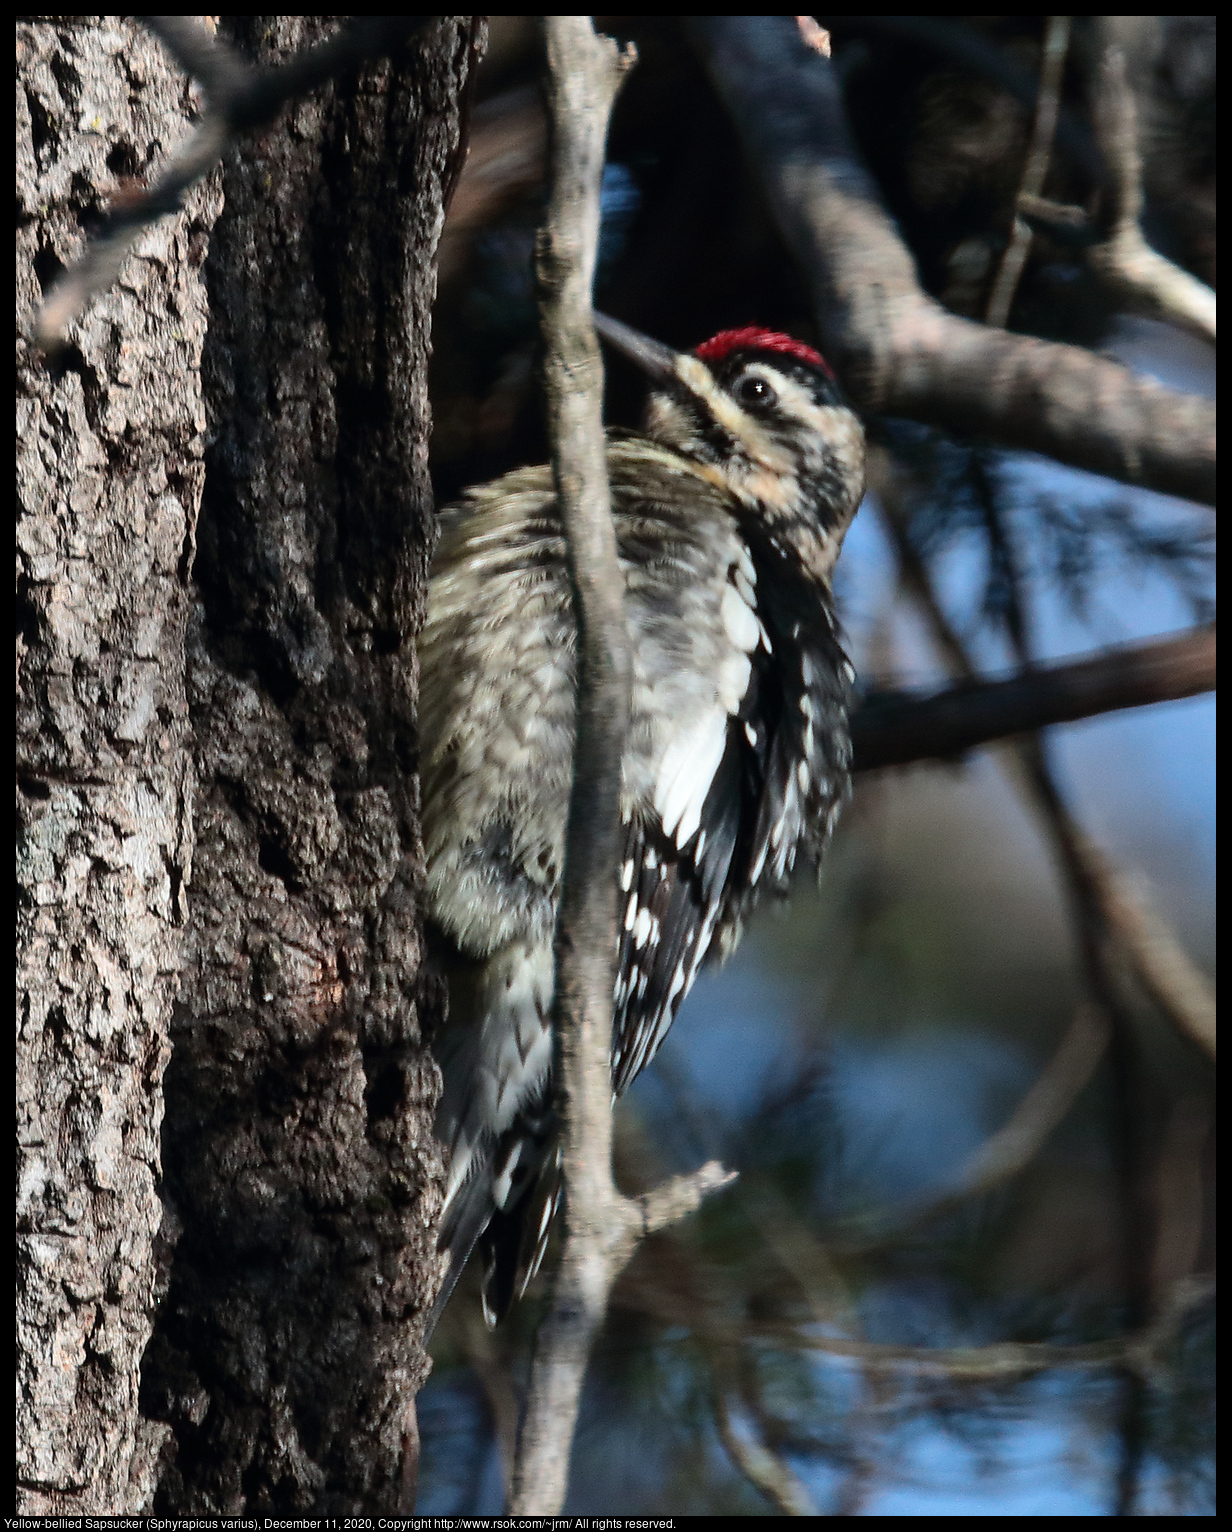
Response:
[610, 531, 852, 1099]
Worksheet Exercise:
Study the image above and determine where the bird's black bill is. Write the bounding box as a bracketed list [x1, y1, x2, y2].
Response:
[593, 310, 680, 384]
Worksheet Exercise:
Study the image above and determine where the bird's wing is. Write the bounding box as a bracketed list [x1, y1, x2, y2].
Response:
[609, 491, 854, 1097]
[608, 460, 768, 1097]
[611, 742, 745, 1096]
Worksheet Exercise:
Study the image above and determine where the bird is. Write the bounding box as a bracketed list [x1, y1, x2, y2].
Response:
[419, 312, 865, 1330]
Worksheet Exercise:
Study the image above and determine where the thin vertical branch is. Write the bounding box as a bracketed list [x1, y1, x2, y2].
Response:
[506, 28, 733, 1495]
[506, 19, 636, 1515]
[985, 16, 1071, 329]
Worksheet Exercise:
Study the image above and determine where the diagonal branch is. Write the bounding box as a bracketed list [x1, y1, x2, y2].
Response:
[850, 625, 1216, 772]
[711, 1350, 819, 1516]
[878, 477, 1215, 1062]
[689, 16, 1215, 506]
[1066, 835, 1216, 1062]
[835, 1002, 1112, 1252]
[985, 16, 1071, 330]
[875, 463, 1207, 1509]
[639, 1161, 738, 1237]
[748, 1274, 1214, 1379]
[619, 1249, 1213, 1381]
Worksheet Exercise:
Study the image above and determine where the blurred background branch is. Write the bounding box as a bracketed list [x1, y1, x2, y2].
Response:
[747, 1276, 1213, 1378]
[874, 450, 1214, 1062]
[850, 623, 1215, 772]
[835, 1001, 1112, 1252]
[874, 451, 1198, 1512]
[1085, 19, 1217, 343]
[711, 1350, 820, 1516]
[985, 15, 1071, 329]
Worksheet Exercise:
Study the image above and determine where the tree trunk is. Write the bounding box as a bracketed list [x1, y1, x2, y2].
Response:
[18, 14, 480, 1515]
[17, 17, 219, 1513]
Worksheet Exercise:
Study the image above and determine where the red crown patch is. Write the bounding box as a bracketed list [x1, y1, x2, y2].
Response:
[695, 326, 832, 377]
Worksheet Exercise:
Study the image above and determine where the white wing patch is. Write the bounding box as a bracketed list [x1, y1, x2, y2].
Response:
[651, 551, 762, 851]
[717, 650, 752, 715]
[654, 705, 728, 849]
[721, 580, 761, 653]
[611, 539, 775, 1098]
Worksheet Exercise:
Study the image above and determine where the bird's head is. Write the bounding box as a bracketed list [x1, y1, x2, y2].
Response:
[595, 312, 865, 577]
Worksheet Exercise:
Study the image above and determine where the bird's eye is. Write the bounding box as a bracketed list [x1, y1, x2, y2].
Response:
[735, 373, 777, 410]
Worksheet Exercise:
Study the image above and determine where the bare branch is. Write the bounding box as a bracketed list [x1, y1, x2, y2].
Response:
[712, 1357, 819, 1516]
[986, 16, 1071, 330]
[837, 1003, 1112, 1252]
[640, 1161, 738, 1237]
[690, 16, 1215, 506]
[140, 15, 247, 99]
[507, 20, 636, 1516]
[750, 1274, 1214, 1379]
[850, 625, 1216, 772]
[875, 464, 1205, 1506]
[622, 1261, 1213, 1383]
[35, 112, 228, 350]
[794, 16, 831, 59]
[492, 27, 743, 1511]
[1085, 23, 1217, 344]
[1071, 838, 1216, 1062]
[945, 1003, 1110, 1197]
[36, 16, 434, 349]
[1016, 192, 1094, 238]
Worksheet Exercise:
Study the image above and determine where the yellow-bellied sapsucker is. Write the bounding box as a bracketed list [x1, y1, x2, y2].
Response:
[421, 313, 865, 1326]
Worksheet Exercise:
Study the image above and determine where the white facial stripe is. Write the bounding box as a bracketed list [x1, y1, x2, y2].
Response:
[673, 355, 792, 474]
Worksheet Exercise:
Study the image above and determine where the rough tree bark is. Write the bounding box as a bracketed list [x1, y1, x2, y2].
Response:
[139, 17, 480, 1515]
[18, 14, 482, 1516]
[17, 18, 220, 1513]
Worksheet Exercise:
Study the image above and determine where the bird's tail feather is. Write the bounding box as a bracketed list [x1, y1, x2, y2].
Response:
[427, 938, 556, 1338]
